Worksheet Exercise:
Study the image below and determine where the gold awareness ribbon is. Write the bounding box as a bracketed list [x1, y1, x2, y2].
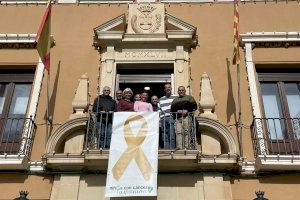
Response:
[112, 114, 152, 181]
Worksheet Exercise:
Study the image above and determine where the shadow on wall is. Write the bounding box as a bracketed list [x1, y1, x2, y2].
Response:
[258, 174, 300, 184]
[226, 58, 237, 124]
[81, 173, 203, 200]
[44, 61, 61, 134]
[0, 174, 28, 184]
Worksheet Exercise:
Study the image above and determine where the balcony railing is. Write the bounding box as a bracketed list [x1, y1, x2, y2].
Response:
[0, 117, 34, 155]
[252, 118, 300, 156]
[85, 111, 197, 150]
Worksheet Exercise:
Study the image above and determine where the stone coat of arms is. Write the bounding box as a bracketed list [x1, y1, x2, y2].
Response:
[131, 5, 162, 34]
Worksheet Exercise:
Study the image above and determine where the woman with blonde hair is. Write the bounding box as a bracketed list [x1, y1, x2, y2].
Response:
[117, 88, 134, 111]
[134, 92, 153, 112]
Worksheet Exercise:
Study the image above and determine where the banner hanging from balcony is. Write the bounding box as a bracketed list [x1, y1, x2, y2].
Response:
[105, 112, 159, 197]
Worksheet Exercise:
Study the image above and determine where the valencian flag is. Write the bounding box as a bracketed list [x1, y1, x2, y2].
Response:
[233, 0, 240, 65]
[35, 1, 52, 73]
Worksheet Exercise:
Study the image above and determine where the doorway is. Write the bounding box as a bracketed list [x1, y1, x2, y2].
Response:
[116, 63, 174, 99]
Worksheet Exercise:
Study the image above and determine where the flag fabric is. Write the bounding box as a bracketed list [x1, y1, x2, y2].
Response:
[106, 112, 159, 197]
[233, 0, 240, 65]
[35, 1, 52, 73]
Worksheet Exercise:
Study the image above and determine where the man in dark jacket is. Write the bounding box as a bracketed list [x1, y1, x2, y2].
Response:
[171, 86, 197, 149]
[92, 86, 116, 148]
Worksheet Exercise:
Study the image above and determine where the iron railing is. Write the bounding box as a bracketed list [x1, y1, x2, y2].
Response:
[251, 118, 300, 156]
[85, 111, 197, 150]
[0, 117, 35, 155]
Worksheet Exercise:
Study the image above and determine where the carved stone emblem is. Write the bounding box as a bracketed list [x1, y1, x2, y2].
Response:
[131, 5, 161, 34]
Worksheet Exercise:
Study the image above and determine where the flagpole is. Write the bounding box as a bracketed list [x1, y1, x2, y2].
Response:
[46, 71, 50, 141]
[237, 63, 243, 157]
[35, 0, 52, 147]
[233, 0, 243, 158]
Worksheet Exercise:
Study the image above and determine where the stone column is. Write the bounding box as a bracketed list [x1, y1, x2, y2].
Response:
[203, 173, 232, 200]
[174, 45, 189, 94]
[50, 175, 81, 200]
[100, 45, 116, 96]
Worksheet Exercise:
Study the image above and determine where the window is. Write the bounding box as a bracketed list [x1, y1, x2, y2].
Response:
[258, 72, 300, 154]
[0, 71, 34, 154]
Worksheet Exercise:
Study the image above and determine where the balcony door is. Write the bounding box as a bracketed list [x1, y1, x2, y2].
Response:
[116, 63, 174, 99]
[259, 73, 300, 154]
[0, 72, 34, 154]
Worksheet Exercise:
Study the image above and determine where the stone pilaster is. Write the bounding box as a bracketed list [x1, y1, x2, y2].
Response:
[100, 45, 116, 96]
[174, 45, 189, 94]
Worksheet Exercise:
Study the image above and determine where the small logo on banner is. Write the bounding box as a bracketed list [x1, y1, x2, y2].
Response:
[112, 114, 152, 181]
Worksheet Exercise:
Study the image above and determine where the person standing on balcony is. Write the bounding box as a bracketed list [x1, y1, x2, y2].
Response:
[134, 94, 141, 102]
[159, 83, 177, 149]
[171, 86, 197, 149]
[151, 95, 159, 112]
[92, 86, 117, 149]
[134, 92, 153, 112]
[115, 89, 123, 103]
[117, 88, 134, 112]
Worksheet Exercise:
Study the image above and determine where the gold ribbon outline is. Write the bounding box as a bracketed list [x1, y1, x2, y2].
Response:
[112, 114, 153, 181]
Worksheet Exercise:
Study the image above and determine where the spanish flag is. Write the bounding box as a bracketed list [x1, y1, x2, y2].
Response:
[233, 0, 240, 65]
[35, 1, 52, 73]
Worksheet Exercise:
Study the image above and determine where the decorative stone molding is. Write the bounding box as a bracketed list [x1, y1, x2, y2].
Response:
[196, 117, 239, 155]
[127, 4, 165, 34]
[45, 117, 88, 154]
[0, 155, 30, 170]
[71, 74, 89, 119]
[0, 33, 55, 49]
[199, 73, 217, 120]
[93, 4, 198, 94]
[256, 155, 300, 171]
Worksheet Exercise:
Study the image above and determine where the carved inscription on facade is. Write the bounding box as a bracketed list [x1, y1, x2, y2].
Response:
[117, 51, 172, 60]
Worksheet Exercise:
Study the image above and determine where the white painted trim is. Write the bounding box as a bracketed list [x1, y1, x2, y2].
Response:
[0, 33, 36, 43]
[20, 60, 45, 155]
[0, 34, 45, 158]
[29, 161, 45, 172]
[78, 0, 133, 3]
[241, 161, 255, 174]
[27, 60, 44, 120]
[0, 1, 47, 4]
[0, 0, 296, 4]
[240, 32, 300, 42]
[257, 155, 300, 170]
[244, 43, 261, 118]
[0, 155, 29, 170]
[58, 0, 76, 3]
[241, 32, 300, 156]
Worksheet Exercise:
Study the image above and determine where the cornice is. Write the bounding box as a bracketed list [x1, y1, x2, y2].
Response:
[256, 155, 300, 171]
[0, 33, 55, 49]
[240, 32, 300, 48]
[0, 154, 29, 170]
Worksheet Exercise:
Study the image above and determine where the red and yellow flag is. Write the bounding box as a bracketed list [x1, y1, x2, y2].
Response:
[35, 1, 52, 73]
[233, 0, 240, 65]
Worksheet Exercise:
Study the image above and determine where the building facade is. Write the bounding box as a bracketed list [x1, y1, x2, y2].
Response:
[1, 1, 300, 199]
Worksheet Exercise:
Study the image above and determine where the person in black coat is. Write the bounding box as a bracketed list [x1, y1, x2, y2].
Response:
[92, 86, 116, 148]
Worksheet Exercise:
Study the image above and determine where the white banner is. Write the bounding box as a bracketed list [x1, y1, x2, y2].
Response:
[105, 112, 159, 197]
